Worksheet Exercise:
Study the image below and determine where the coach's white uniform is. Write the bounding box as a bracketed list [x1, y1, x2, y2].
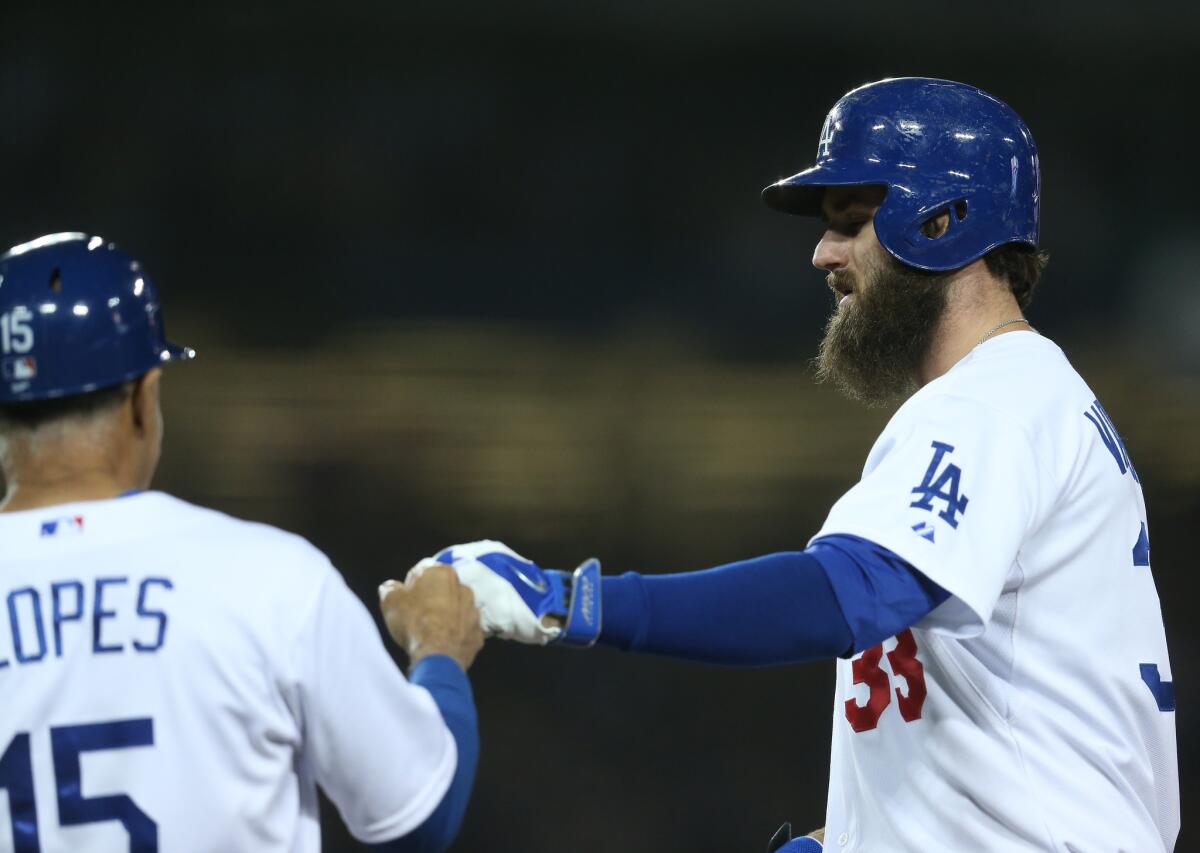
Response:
[812, 332, 1178, 851]
[0, 493, 456, 852]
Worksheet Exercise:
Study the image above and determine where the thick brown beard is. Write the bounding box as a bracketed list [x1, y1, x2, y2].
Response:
[814, 252, 953, 408]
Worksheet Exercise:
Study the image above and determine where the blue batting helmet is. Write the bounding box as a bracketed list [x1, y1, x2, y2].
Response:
[0, 233, 194, 403]
[762, 77, 1040, 272]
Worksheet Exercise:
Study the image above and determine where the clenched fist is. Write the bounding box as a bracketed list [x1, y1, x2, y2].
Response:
[379, 561, 484, 671]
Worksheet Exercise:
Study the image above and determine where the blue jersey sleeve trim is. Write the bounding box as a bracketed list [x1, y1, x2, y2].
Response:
[808, 534, 951, 655]
[367, 655, 478, 853]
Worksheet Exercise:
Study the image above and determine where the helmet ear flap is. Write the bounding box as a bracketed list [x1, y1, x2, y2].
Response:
[875, 192, 983, 272]
[918, 198, 970, 241]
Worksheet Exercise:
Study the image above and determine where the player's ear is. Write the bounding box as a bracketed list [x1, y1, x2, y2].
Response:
[129, 368, 162, 436]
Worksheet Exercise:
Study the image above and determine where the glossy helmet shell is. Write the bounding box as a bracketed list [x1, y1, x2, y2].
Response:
[762, 77, 1040, 272]
[0, 233, 194, 402]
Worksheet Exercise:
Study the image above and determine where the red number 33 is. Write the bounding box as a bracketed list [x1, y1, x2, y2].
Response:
[844, 628, 927, 732]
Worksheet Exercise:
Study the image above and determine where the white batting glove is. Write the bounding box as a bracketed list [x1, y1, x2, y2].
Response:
[415, 540, 601, 647]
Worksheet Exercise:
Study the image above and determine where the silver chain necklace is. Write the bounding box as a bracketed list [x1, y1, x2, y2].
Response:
[976, 318, 1035, 348]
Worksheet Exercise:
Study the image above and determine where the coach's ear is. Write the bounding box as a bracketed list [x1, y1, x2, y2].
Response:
[127, 368, 165, 490]
[129, 369, 162, 436]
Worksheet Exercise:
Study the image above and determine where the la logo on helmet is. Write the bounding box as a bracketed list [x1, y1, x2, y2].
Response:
[817, 115, 837, 158]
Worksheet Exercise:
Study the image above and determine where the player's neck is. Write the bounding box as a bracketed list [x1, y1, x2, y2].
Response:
[919, 269, 1029, 386]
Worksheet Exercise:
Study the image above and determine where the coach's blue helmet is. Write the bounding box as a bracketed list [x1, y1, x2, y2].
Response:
[0, 233, 194, 403]
[762, 77, 1040, 272]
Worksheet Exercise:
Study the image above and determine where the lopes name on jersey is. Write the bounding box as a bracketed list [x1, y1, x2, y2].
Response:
[0, 493, 457, 852]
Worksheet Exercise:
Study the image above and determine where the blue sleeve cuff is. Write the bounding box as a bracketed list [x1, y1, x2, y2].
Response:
[597, 571, 651, 652]
[409, 654, 473, 697]
[368, 655, 478, 853]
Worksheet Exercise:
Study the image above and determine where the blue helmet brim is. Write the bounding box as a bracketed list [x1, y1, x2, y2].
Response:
[762, 161, 891, 216]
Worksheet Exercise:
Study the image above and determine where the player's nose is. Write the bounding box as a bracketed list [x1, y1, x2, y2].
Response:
[812, 229, 850, 273]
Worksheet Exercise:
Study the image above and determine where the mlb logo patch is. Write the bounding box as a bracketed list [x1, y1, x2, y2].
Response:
[40, 515, 85, 537]
[2, 356, 37, 381]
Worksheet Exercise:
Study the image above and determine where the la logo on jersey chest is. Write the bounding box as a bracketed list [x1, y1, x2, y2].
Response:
[909, 441, 969, 532]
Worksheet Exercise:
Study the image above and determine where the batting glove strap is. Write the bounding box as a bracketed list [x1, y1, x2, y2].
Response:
[553, 558, 602, 647]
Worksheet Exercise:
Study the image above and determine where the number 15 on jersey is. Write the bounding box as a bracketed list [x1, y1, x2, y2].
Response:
[1, 718, 157, 852]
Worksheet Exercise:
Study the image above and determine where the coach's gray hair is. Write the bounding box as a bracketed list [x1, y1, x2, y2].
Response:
[0, 382, 135, 434]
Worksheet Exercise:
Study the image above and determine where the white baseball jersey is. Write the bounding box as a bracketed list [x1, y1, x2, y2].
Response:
[811, 332, 1178, 852]
[0, 492, 456, 852]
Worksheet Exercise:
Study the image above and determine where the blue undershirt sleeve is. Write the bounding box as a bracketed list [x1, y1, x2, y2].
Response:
[596, 537, 949, 665]
[597, 551, 854, 665]
[367, 655, 478, 853]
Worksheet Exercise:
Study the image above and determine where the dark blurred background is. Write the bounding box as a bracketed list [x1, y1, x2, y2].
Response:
[2, 2, 1197, 850]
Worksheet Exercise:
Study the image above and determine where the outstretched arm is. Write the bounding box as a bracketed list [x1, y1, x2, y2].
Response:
[431, 536, 949, 666]
[596, 534, 947, 665]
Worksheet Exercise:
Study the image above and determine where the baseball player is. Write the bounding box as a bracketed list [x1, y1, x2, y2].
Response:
[413, 79, 1180, 851]
[0, 233, 483, 852]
